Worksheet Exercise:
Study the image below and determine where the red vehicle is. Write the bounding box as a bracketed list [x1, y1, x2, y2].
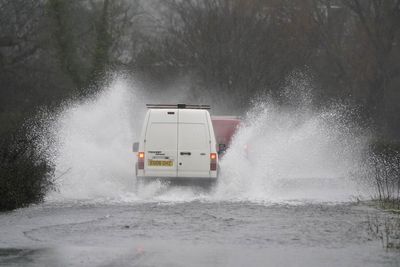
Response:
[211, 116, 241, 157]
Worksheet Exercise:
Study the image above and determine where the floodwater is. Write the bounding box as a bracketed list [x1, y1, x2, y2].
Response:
[1, 77, 399, 266]
[0, 200, 399, 266]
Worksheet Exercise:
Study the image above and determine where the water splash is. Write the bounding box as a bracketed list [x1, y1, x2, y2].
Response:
[48, 78, 140, 200]
[215, 101, 368, 202]
[46, 75, 369, 204]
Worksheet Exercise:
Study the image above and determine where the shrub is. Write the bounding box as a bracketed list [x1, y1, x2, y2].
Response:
[362, 142, 400, 209]
[0, 119, 54, 211]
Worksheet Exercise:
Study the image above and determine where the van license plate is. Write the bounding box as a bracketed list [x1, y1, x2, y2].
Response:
[148, 160, 173, 167]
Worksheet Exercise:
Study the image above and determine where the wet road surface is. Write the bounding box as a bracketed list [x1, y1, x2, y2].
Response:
[0, 201, 399, 266]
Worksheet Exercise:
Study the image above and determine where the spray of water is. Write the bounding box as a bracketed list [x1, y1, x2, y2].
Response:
[46, 75, 369, 204]
[48, 78, 140, 201]
[216, 103, 368, 202]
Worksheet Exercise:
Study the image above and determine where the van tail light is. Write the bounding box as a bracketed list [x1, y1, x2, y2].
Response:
[138, 152, 145, 169]
[210, 153, 217, 171]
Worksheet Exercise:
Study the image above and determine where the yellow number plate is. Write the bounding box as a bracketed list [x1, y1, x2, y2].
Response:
[148, 160, 173, 167]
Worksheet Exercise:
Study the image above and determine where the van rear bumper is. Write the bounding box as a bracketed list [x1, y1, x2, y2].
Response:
[136, 176, 217, 186]
[136, 169, 218, 179]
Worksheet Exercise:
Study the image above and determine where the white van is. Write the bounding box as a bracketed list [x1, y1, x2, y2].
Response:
[133, 104, 219, 182]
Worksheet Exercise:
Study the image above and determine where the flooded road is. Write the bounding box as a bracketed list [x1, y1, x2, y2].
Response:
[2, 78, 396, 266]
[0, 200, 399, 266]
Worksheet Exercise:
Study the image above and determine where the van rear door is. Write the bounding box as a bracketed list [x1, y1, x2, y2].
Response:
[177, 110, 211, 178]
[144, 109, 178, 177]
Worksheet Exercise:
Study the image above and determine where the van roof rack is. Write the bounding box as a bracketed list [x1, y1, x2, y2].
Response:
[146, 104, 210, 110]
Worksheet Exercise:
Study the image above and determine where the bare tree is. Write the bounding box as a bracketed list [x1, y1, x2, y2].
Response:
[137, 0, 316, 109]
[341, 0, 400, 128]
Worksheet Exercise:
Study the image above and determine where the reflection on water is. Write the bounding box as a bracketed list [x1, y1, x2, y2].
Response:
[1, 202, 400, 267]
[0, 248, 50, 266]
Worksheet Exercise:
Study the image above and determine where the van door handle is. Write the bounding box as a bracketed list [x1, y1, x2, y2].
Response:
[180, 152, 191, 156]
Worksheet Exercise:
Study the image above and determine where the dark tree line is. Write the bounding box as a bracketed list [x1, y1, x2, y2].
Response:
[0, 0, 399, 210]
[139, 0, 400, 134]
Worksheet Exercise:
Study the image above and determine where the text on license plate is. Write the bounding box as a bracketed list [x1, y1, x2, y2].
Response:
[148, 160, 173, 167]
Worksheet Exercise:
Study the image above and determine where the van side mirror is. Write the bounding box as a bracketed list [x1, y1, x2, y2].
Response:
[132, 142, 139, 152]
[218, 143, 226, 154]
